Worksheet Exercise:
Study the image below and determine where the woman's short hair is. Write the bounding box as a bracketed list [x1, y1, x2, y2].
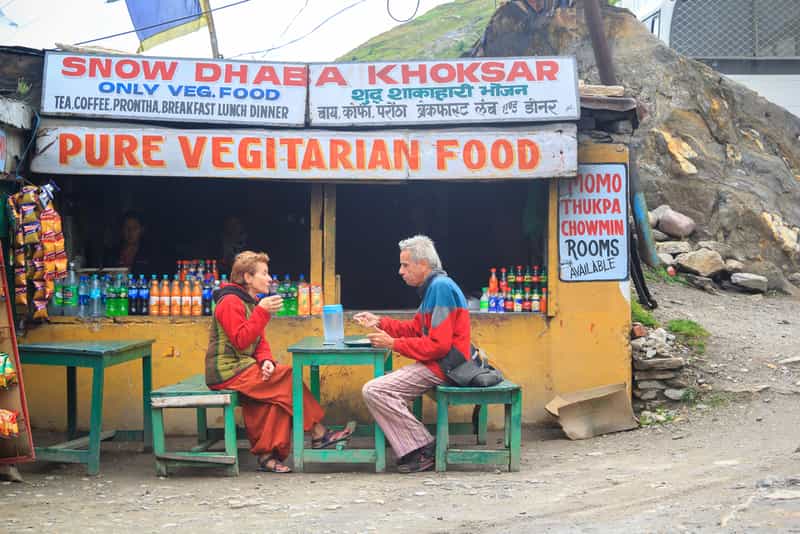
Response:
[230, 251, 270, 286]
[398, 235, 442, 270]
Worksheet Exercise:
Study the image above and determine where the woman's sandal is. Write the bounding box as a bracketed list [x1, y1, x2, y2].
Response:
[257, 456, 292, 473]
[311, 421, 357, 449]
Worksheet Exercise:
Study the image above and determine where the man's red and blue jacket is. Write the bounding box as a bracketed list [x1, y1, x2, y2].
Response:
[378, 271, 471, 380]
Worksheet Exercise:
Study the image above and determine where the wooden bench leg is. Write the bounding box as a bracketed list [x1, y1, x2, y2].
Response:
[477, 404, 488, 445]
[435, 391, 449, 472]
[87, 364, 105, 476]
[223, 403, 239, 476]
[412, 397, 423, 421]
[509, 390, 522, 472]
[152, 407, 168, 477]
[196, 408, 208, 443]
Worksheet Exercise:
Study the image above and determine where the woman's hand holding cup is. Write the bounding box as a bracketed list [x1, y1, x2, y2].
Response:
[259, 294, 283, 314]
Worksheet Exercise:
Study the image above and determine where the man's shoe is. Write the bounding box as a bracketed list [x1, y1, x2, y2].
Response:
[397, 450, 434, 474]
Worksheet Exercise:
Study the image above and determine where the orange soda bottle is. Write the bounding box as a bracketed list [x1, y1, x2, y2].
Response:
[170, 275, 182, 316]
[488, 268, 498, 294]
[181, 277, 192, 316]
[149, 275, 160, 316]
[539, 287, 547, 314]
[191, 278, 202, 316]
[297, 274, 310, 316]
[160, 275, 171, 316]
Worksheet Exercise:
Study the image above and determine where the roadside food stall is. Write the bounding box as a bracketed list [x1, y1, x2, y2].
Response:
[22, 52, 631, 435]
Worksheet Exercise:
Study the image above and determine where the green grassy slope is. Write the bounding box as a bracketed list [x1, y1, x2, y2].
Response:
[338, 0, 496, 61]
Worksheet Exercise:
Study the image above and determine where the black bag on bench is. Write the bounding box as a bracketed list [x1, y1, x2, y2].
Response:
[438, 345, 504, 387]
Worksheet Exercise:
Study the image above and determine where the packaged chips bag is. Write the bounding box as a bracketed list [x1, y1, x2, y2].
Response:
[0, 353, 16, 388]
[0, 409, 19, 439]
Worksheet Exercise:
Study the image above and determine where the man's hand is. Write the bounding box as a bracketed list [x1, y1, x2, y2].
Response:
[367, 327, 395, 350]
[353, 311, 381, 328]
[261, 360, 275, 381]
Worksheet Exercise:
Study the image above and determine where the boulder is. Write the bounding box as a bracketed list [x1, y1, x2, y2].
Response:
[664, 389, 686, 401]
[697, 240, 735, 259]
[725, 259, 744, 273]
[648, 211, 658, 228]
[652, 229, 670, 241]
[658, 253, 675, 266]
[731, 272, 768, 293]
[789, 272, 800, 286]
[651, 204, 672, 223]
[635, 370, 679, 380]
[676, 249, 726, 277]
[657, 241, 692, 256]
[658, 209, 697, 238]
[633, 357, 685, 370]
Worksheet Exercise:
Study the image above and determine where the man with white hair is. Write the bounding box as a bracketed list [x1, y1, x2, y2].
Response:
[354, 235, 471, 473]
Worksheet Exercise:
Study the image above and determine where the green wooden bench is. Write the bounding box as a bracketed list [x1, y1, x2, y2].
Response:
[150, 374, 240, 477]
[433, 380, 522, 472]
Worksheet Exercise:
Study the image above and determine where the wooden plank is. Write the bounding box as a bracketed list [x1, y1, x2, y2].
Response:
[547, 179, 559, 317]
[156, 452, 236, 465]
[310, 184, 324, 288]
[51, 430, 116, 450]
[302, 448, 377, 463]
[151, 394, 231, 408]
[323, 184, 337, 305]
[579, 81, 626, 97]
[446, 449, 510, 465]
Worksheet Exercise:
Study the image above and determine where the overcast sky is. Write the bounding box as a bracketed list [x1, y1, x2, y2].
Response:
[0, 0, 453, 61]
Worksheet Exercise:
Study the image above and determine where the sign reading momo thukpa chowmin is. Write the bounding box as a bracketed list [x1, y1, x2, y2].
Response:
[31, 122, 576, 181]
[308, 57, 579, 127]
[558, 163, 629, 282]
[41, 52, 307, 126]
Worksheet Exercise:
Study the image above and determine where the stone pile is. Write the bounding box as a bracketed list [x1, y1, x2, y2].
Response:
[649, 204, 783, 294]
[631, 324, 695, 406]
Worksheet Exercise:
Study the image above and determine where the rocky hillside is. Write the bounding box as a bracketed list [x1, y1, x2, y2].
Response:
[343, 2, 800, 291]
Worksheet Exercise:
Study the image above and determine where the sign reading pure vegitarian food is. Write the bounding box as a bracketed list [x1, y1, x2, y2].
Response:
[31, 121, 577, 181]
[308, 57, 579, 126]
[558, 163, 629, 282]
[41, 52, 308, 126]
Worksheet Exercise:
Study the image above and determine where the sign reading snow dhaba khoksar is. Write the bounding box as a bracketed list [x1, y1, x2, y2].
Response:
[308, 57, 579, 127]
[41, 51, 308, 126]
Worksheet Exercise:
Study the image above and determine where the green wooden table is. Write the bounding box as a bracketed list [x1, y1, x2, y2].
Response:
[19, 339, 155, 475]
[288, 336, 390, 473]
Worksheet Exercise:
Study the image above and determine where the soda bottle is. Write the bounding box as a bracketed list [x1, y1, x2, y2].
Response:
[522, 287, 532, 312]
[78, 275, 90, 318]
[51, 278, 64, 316]
[212, 260, 219, 282]
[288, 276, 298, 316]
[101, 274, 112, 317]
[191, 278, 202, 316]
[160, 274, 171, 316]
[516, 265, 524, 286]
[211, 277, 221, 315]
[539, 288, 547, 314]
[496, 291, 505, 314]
[270, 275, 279, 296]
[499, 267, 508, 293]
[488, 268, 498, 294]
[149, 275, 160, 316]
[488, 291, 498, 313]
[531, 288, 540, 313]
[63, 262, 79, 316]
[202, 278, 213, 316]
[532, 265, 540, 288]
[90, 274, 103, 318]
[479, 287, 489, 312]
[507, 267, 516, 285]
[127, 274, 138, 315]
[296, 274, 310, 316]
[310, 284, 323, 315]
[524, 265, 532, 285]
[173, 275, 185, 316]
[513, 287, 523, 313]
[504, 290, 513, 313]
[138, 275, 149, 316]
[539, 269, 548, 292]
[279, 274, 291, 316]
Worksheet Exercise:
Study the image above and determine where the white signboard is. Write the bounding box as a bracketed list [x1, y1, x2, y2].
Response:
[31, 122, 577, 181]
[308, 57, 579, 127]
[41, 51, 308, 126]
[558, 163, 629, 282]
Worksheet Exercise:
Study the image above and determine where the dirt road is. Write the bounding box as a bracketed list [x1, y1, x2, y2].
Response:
[6, 281, 800, 533]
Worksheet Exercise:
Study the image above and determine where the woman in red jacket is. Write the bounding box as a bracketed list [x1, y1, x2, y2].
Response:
[205, 251, 354, 473]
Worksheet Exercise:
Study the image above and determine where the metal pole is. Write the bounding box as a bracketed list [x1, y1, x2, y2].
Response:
[582, 0, 617, 85]
[203, 0, 222, 58]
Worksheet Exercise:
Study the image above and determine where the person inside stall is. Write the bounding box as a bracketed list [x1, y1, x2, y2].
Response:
[206, 250, 355, 473]
[104, 211, 151, 273]
[219, 215, 249, 275]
